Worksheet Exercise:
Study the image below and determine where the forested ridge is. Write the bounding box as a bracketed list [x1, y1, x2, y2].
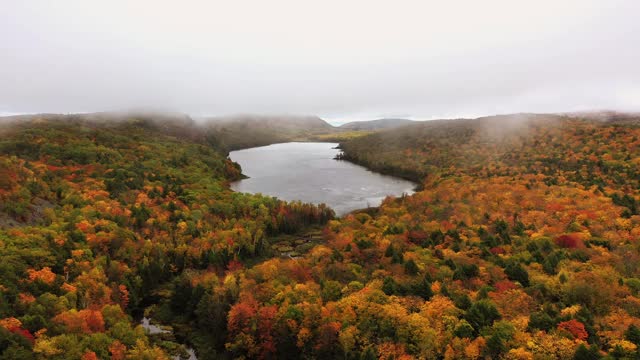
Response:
[2, 113, 640, 359]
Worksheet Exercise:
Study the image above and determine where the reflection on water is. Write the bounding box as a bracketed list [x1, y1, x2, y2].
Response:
[230, 142, 416, 215]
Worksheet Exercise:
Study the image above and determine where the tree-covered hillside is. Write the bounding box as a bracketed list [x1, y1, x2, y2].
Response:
[208, 114, 640, 359]
[3, 113, 640, 359]
[0, 115, 332, 359]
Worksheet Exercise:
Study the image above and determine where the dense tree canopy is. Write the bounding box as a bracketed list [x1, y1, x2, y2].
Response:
[2, 113, 640, 359]
[0, 116, 333, 359]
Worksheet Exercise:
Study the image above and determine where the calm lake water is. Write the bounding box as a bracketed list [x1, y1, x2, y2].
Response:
[229, 142, 416, 215]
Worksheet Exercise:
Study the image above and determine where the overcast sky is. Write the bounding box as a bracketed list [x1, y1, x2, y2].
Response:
[1, 0, 639, 124]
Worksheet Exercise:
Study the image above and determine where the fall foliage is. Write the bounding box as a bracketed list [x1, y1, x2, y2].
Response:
[2, 113, 640, 359]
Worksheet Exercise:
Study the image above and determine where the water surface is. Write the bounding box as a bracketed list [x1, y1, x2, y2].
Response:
[230, 142, 415, 215]
[141, 317, 197, 360]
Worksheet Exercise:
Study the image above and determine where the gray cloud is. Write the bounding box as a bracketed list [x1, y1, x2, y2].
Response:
[1, 0, 639, 122]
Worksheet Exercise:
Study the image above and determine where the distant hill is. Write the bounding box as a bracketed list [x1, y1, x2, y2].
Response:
[339, 118, 415, 131]
[563, 110, 640, 125]
[207, 114, 333, 131]
[204, 115, 337, 151]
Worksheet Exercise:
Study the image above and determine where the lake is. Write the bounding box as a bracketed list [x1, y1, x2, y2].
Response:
[229, 142, 416, 215]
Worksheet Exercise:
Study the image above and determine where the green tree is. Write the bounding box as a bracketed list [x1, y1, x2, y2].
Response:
[573, 344, 601, 360]
[504, 262, 530, 287]
[404, 259, 419, 275]
[464, 300, 501, 333]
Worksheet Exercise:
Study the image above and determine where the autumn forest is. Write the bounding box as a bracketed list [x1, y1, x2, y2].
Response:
[2, 112, 640, 360]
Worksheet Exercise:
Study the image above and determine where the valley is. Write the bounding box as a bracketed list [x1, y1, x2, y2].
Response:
[1, 112, 640, 359]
